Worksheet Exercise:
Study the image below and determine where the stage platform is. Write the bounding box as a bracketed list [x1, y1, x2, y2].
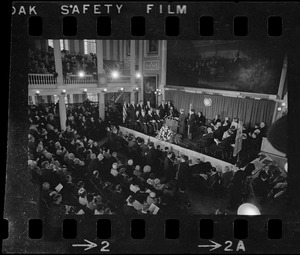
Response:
[119, 126, 236, 171]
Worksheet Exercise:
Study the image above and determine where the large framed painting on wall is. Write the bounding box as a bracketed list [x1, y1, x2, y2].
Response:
[146, 40, 159, 56]
[143, 75, 158, 106]
[166, 40, 286, 95]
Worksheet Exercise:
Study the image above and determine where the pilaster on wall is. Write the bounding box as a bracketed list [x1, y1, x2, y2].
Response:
[119, 40, 123, 61]
[53, 40, 63, 84]
[160, 40, 167, 103]
[79, 40, 85, 55]
[113, 40, 118, 60]
[58, 94, 67, 131]
[106, 40, 110, 60]
[96, 40, 104, 73]
[74, 40, 80, 54]
[130, 40, 136, 92]
[98, 93, 105, 120]
[138, 40, 143, 102]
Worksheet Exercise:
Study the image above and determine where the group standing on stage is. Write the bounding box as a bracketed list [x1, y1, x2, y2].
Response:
[123, 99, 267, 163]
[123, 100, 178, 135]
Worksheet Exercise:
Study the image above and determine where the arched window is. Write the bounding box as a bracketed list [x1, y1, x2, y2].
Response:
[60, 40, 69, 51]
[48, 39, 54, 48]
[84, 40, 96, 54]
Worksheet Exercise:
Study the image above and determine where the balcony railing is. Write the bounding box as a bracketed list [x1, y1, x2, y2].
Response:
[64, 74, 98, 84]
[107, 76, 131, 83]
[28, 73, 57, 85]
[29, 73, 136, 86]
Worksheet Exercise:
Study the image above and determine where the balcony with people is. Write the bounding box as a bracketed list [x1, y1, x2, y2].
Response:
[28, 40, 141, 89]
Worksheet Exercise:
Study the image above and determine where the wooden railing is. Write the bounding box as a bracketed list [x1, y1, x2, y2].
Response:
[64, 74, 98, 84]
[28, 73, 57, 85]
[29, 73, 134, 86]
[63, 74, 131, 84]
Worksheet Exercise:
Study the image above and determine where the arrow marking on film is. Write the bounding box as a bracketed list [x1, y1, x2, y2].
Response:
[72, 239, 98, 251]
[198, 240, 222, 251]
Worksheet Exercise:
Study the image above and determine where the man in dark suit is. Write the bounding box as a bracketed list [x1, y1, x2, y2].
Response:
[178, 155, 190, 192]
[196, 111, 206, 127]
[146, 109, 157, 134]
[153, 109, 163, 130]
[209, 129, 235, 156]
[259, 122, 267, 137]
[196, 111, 206, 135]
[87, 153, 108, 179]
[146, 142, 159, 174]
[128, 100, 137, 117]
[212, 114, 221, 126]
[158, 100, 167, 118]
[145, 100, 152, 113]
[213, 122, 223, 141]
[197, 126, 214, 153]
[136, 100, 144, 114]
[137, 138, 149, 166]
[130, 110, 140, 131]
[139, 110, 149, 134]
[167, 106, 179, 118]
[163, 152, 175, 183]
[178, 109, 187, 137]
[187, 109, 197, 139]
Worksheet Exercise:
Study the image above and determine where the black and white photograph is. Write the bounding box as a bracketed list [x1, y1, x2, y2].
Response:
[4, 1, 300, 254]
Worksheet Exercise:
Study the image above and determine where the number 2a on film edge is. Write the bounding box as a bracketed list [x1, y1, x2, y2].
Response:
[224, 240, 246, 252]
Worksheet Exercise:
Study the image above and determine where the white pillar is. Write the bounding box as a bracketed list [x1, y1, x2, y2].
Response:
[96, 40, 104, 73]
[138, 40, 143, 102]
[31, 95, 36, 105]
[59, 94, 67, 131]
[53, 40, 64, 84]
[130, 40, 136, 87]
[68, 94, 74, 104]
[79, 40, 84, 55]
[74, 40, 80, 54]
[98, 93, 105, 120]
[119, 40, 123, 61]
[160, 40, 167, 103]
[130, 40, 136, 103]
[277, 54, 287, 99]
[113, 40, 118, 60]
[106, 40, 110, 60]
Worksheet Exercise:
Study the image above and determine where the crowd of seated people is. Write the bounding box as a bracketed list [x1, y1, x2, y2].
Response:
[28, 47, 97, 77]
[189, 157, 287, 213]
[28, 98, 286, 219]
[28, 47, 56, 75]
[107, 129, 287, 214]
[122, 99, 267, 164]
[62, 50, 97, 78]
[28, 101, 197, 221]
[28, 101, 113, 218]
[197, 116, 267, 162]
[123, 100, 178, 135]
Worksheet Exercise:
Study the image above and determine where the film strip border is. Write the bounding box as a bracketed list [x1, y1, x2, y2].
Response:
[11, 2, 300, 39]
[2, 216, 300, 253]
[6, 1, 300, 253]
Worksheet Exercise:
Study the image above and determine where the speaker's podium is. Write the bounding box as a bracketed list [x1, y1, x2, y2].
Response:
[165, 118, 179, 133]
